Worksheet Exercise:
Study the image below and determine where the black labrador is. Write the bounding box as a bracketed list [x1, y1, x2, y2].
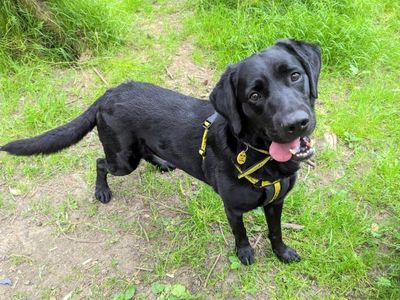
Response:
[1, 39, 321, 265]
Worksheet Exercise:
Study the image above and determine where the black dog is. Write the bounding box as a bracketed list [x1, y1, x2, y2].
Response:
[1, 39, 321, 265]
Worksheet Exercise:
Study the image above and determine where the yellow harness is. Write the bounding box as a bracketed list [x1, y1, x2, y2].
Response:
[199, 113, 282, 203]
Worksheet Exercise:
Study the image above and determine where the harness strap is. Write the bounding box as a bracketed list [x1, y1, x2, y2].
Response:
[272, 181, 281, 200]
[199, 112, 218, 160]
[237, 156, 271, 179]
[234, 164, 282, 203]
[243, 142, 269, 155]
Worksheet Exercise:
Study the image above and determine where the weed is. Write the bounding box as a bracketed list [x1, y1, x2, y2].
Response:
[113, 285, 136, 300]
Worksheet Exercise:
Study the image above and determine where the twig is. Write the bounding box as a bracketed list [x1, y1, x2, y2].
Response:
[93, 67, 109, 86]
[56, 222, 102, 243]
[62, 234, 101, 244]
[203, 253, 221, 288]
[218, 223, 228, 246]
[39, 265, 45, 281]
[253, 233, 263, 248]
[303, 165, 311, 181]
[22, 188, 37, 200]
[12, 277, 19, 289]
[137, 217, 150, 242]
[82, 258, 92, 266]
[157, 201, 191, 215]
[132, 266, 153, 272]
[133, 194, 191, 215]
[66, 99, 79, 106]
[10, 212, 18, 224]
[164, 66, 174, 79]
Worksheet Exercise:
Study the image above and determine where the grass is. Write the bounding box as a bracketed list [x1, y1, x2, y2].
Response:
[0, 0, 399, 299]
[186, 0, 400, 73]
[0, 0, 149, 70]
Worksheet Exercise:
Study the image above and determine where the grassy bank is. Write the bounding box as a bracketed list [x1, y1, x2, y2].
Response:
[0, 0, 148, 70]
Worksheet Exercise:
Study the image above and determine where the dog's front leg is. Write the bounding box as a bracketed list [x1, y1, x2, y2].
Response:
[263, 201, 301, 263]
[224, 207, 255, 265]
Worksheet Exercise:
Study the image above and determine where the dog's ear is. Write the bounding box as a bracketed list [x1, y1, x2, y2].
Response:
[276, 39, 321, 99]
[210, 65, 242, 135]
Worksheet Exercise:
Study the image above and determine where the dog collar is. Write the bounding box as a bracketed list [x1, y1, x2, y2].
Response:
[198, 113, 282, 203]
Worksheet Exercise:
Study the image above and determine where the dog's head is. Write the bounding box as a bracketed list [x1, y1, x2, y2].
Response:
[210, 39, 321, 162]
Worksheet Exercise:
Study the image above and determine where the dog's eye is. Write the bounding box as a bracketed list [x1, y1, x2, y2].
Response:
[249, 92, 261, 102]
[290, 72, 301, 82]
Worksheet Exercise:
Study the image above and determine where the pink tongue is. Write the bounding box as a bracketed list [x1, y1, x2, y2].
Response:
[269, 138, 300, 162]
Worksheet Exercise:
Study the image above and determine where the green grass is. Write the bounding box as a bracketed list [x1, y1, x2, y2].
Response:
[181, 1, 400, 298]
[186, 0, 400, 73]
[1, 0, 399, 299]
[0, 0, 150, 69]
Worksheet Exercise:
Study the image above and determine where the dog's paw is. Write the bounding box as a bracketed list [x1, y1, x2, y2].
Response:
[237, 245, 255, 265]
[274, 246, 301, 263]
[95, 188, 112, 204]
[157, 162, 176, 172]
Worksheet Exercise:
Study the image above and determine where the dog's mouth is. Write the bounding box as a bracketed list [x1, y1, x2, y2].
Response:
[269, 136, 314, 162]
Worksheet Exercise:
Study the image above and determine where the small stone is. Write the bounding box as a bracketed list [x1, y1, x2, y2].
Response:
[24, 280, 31, 285]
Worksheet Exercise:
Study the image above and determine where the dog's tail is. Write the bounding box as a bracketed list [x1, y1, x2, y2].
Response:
[0, 94, 107, 156]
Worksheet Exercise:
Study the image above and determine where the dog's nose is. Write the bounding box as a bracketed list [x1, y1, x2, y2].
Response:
[282, 111, 309, 136]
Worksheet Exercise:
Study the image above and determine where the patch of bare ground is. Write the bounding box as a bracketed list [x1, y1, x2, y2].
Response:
[164, 40, 215, 98]
[0, 170, 154, 298]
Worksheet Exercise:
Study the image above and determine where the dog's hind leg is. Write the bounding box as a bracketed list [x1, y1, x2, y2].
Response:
[95, 111, 142, 203]
[95, 158, 112, 203]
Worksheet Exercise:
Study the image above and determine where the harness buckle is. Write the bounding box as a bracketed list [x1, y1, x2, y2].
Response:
[203, 120, 211, 129]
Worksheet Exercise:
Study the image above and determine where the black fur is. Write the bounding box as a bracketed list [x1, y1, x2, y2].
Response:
[1, 96, 103, 155]
[1, 40, 321, 265]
